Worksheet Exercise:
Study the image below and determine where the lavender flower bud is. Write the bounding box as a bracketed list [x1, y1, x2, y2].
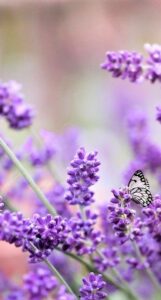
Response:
[65, 147, 100, 206]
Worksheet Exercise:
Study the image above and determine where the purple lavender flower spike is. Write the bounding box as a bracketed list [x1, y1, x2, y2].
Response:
[106, 188, 143, 244]
[101, 44, 161, 85]
[23, 267, 58, 299]
[63, 209, 104, 255]
[0, 210, 29, 247]
[28, 214, 69, 262]
[145, 44, 161, 83]
[0, 210, 69, 262]
[6, 99, 34, 129]
[65, 147, 100, 206]
[79, 272, 107, 300]
[0, 80, 34, 129]
[0, 81, 20, 116]
[101, 50, 144, 83]
[143, 195, 161, 242]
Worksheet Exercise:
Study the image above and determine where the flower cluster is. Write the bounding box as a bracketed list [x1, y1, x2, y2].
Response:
[63, 210, 104, 255]
[145, 43, 161, 83]
[0, 210, 30, 247]
[104, 188, 144, 246]
[101, 43, 161, 84]
[92, 187, 152, 281]
[65, 147, 100, 206]
[0, 208, 104, 262]
[142, 195, 161, 279]
[0, 211, 69, 262]
[101, 50, 143, 82]
[23, 267, 58, 299]
[28, 214, 69, 262]
[79, 272, 107, 300]
[143, 195, 161, 239]
[0, 81, 34, 129]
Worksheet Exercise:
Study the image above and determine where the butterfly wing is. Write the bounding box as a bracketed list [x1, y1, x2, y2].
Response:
[130, 187, 152, 207]
[128, 170, 153, 207]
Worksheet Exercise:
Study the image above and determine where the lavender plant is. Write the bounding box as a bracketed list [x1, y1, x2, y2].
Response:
[1, 44, 161, 300]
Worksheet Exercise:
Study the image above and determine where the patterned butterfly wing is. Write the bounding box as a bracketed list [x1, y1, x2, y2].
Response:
[128, 170, 153, 207]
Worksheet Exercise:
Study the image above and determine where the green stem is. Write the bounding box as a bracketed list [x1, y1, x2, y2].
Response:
[132, 240, 161, 292]
[0, 137, 57, 216]
[56, 248, 139, 299]
[44, 258, 78, 299]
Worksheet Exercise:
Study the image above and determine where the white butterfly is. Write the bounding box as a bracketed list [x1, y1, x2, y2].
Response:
[128, 170, 153, 207]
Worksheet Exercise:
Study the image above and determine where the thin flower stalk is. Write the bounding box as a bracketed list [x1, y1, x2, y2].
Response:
[44, 257, 78, 299]
[0, 136, 57, 216]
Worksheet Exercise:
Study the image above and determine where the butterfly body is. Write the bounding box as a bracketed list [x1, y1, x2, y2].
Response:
[128, 170, 153, 207]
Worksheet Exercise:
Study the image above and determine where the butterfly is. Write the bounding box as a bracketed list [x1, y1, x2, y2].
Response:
[128, 170, 153, 207]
